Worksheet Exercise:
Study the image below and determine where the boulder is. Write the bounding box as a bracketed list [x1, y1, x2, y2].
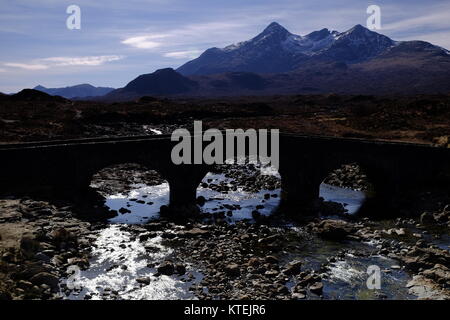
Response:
[401, 246, 450, 272]
[422, 264, 450, 284]
[175, 263, 186, 275]
[420, 212, 435, 224]
[315, 220, 354, 241]
[282, 260, 302, 275]
[196, 196, 206, 206]
[67, 257, 89, 270]
[20, 236, 40, 257]
[157, 261, 175, 276]
[29, 272, 59, 290]
[49, 227, 72, 243]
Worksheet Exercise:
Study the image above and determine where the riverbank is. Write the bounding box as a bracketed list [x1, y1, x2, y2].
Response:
[1, 93, 450, 146]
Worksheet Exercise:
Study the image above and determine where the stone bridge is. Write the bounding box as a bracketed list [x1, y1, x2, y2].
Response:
[0, 133, 449, 217]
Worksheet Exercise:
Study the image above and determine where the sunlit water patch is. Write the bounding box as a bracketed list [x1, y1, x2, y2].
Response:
[63, 225, 200, 300]
[106, 183, 170, 224]
[197, 171, 281, 221]
[283, 228, 414, 300]
[142, 125, 163, 135]
[324, 254, 414, 300]
[61, 181, 201, 300]
[320, 183, 366, 215]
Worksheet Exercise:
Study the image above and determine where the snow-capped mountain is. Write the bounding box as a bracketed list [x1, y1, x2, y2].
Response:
[317, 24, 395, 63]
[103, 22, 450, 100]
[177, 22, 311, 75]
[177, 22, 447, 76]
[221, 22, 338, 55]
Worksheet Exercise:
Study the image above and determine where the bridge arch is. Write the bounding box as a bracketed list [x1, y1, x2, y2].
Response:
[277, 149, 402, 217]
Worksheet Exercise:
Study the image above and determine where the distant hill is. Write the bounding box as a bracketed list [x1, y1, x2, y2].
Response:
[34, 84, 114, 99]
[105, 68, 198, 100]
[1, 89, 67, 102]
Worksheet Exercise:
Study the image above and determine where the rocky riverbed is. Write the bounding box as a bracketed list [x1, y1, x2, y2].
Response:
[0, 198, 97, 299]
[0, 161, 449, 300]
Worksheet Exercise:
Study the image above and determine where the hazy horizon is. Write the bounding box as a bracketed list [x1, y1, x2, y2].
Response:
[1, 0, 450, 93]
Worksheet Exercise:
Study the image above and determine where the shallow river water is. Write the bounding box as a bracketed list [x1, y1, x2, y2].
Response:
[62, 169, 421, 300]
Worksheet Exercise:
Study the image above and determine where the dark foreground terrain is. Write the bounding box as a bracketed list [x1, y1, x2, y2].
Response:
[1, 90, 450, 146]
[0, 91, 449, 300]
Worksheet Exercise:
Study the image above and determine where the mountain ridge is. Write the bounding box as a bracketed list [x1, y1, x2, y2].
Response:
[34, 83, 115, 99]
[101, 22, 450, 100]
[177, 22, 448, 76]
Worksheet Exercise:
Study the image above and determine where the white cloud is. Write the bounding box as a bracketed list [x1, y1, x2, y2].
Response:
[41, 55, 124, 66]
[164, 50, 202, 59]
[383, 10, 450, 33]
[121, 35, 167, 49]
[121, 21, 249, 52]
[4, 63, 48, 70]
[4, 55, 124, 71]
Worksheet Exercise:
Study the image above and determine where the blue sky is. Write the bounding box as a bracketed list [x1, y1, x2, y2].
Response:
[1, 0, 450, 92]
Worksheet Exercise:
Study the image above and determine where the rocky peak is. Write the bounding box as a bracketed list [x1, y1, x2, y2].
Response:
[305, 28, 332, 41]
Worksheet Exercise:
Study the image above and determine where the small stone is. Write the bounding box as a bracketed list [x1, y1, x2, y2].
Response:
[265, 255, 279, 264]
[35, 252, 51, 263]
[175, 263, 186, 275]
[247, 257, 260, 267]
[251, 210, 261, 219]
[139, 233, 154, 242]
[179, 228, 210, 238]
[118, 207, 131, 214]
[136, 277, 151, 285]
[309, 282, 323, 295]
[292, 292, 306, 299]
[196, 196, 206, 206]
[395, 228, 406, 236]
[225, 263, 240, 276]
